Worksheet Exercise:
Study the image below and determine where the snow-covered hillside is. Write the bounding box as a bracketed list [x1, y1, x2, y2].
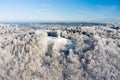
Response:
[0, 24, 120, 80]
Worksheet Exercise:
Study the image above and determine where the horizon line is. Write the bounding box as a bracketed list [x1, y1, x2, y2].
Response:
[0, 21, 120, 24]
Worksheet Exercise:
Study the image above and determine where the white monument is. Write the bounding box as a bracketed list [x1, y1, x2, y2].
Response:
[57, 30, 61, 38]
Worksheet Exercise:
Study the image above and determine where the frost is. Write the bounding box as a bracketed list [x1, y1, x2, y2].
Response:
[0, 24, 120, 80]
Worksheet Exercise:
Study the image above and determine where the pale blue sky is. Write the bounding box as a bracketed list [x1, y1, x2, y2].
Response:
[0, 0, 120, 22]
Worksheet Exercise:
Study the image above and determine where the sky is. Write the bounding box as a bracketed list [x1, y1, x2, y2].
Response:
[0, 0, 120, 22]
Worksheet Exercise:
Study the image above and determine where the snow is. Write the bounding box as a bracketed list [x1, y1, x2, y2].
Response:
[0, 24, 120, 80]
[48, 36, 72, 45]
